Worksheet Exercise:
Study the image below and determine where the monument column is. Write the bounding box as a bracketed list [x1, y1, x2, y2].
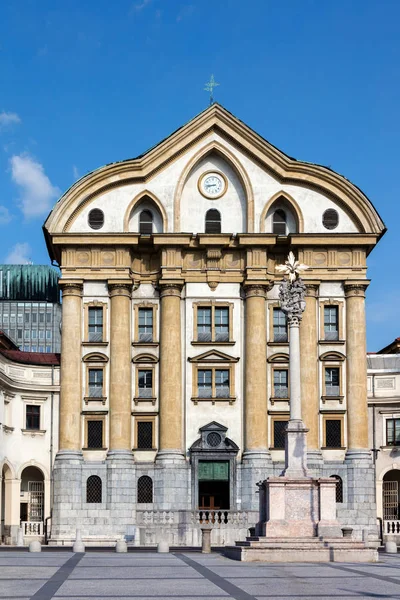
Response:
[300, 283, 322, 464]
[108, 282, 133, 455]
[344, 283, 370, 458]
[243, 284, 269, 461]
[157, 283, 184, 462]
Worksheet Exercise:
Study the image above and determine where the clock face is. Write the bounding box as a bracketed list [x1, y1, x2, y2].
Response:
[199, 172, 227, 198]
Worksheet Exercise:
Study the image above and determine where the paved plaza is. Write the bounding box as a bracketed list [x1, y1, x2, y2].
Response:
[1, 550, 400, 600]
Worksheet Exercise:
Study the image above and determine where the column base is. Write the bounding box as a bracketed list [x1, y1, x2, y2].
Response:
[307, 449, 324, 466]
[284, 420, 310, 478]
[344, 449, 372, 465]
[106, 449, 134, 463]
[54, 449, 83, 464]
[155, 449, 186, 465]
[242, 450, 272, 465]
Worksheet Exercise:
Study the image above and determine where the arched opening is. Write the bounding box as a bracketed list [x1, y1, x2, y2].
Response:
[272, 209, 287, 235]
[205, 209, 221, 234]
[264, 195, 300, 234]
[330, 475, 343, 504]
[383, 470, 400, 521]
[139, 209, 153, 234]
[86, 476, 102, 503]
[137, 476, 153, 503]
[20, 466, 44, 535]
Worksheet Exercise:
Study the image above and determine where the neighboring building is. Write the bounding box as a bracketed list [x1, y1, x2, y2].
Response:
[43, 103, 385, 546]
[0, 265, 61, 353]
[367, 339, 400, 541]
[0, 331, 60, 544]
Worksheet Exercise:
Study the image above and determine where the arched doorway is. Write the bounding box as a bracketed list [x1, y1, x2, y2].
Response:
[20, 466, 45, 537]
[383, 469, 400, 520]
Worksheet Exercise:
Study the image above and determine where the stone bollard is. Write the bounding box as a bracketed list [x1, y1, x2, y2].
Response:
[157, 540, 169, 553]
[72, 529, 85, 553]
[201, 526, 212, 554]
[16, 528, 24, 547]
[385, 540, 397, 554]
[115, 540, 128, 553]
[29, 541, 41, 553]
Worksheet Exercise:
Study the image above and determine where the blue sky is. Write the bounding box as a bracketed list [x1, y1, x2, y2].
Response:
[0, 0, 398, 351]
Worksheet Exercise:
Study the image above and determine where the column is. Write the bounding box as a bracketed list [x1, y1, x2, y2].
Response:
[300, 283, 321, 461]
[108, 282, 132, 454]
[157, 283, 184, 461]
[243, 284, 269, 460]
[344, 283, 369, 454]
[58, 282, 83, 452]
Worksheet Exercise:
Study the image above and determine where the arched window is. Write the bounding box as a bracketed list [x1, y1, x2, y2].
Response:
[137, 475, 153, 503]
[272, 209, 287, 235]
[205, 209, 221, 234]
[330, 475, 343, 503]
[86, 475, 102, 503]
[139, 210, 153, 234]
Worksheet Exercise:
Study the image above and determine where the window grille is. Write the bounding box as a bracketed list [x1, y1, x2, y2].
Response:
[137, 421, 153, 449]
[324, 306, 339, 340]
[322, 209, 339, 230]
[330, 475, 343, 503]
[138, 308, 153, 342]
[26, 405, 40, 430]
[137, 476, 153, 503]
[87, 420, 103, 448]
[325, 420, 342, 448]
[139, 210, 153, 234]
[207, 432, 222, 447]
[272, 209, 287, 235]
[138, 370, 153, 398]
[383, 481, 399, 520]
[88, 208, 104, 230]
[273, 369, 288, 398]
[273, 308, 288, 342]
[88, 307, 103, 342]
[273, 420, 287, 449]
[198, 369, 212, 397]
[205, 209, 221, 234]
[325, 368, 340, 396]
[86, 475, 102, 503]
[88, 369, 103, 398]
[215, 307, 229, 341]
[215, 369, 229, 397]
[386, 419, 400, 446]
[28, 481, 44, 521]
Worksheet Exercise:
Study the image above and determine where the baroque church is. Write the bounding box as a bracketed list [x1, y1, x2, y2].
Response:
[43, 104, 385, 546]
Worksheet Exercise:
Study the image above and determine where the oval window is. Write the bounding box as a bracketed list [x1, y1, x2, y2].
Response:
[88, 208, 104, 230]
[322, 209, 339, 230]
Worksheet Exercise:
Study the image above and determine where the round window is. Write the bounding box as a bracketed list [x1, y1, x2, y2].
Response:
[207, 432, 222, 447]
[88, 208, 104, 230]
[322, 209, 339, 230]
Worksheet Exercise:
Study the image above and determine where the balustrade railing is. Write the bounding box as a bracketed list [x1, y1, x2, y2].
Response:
[21, 521, 44, 536]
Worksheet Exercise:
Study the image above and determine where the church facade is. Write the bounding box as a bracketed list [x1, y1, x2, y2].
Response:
[44, 104, 385, 546]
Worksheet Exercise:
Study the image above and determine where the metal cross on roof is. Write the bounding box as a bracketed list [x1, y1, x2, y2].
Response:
[204, 74, 219, 106]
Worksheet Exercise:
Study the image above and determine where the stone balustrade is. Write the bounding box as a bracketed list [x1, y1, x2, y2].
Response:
[21, 521, 44, 536]
[384, 520, 400, 535]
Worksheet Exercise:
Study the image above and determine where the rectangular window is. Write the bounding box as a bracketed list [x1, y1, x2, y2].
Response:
[273, 308, 287, 342]
[24, 313, 30, 324]
[2, 314, 8, 323]
[324, 306, 339, 341]
[87, 420, 103, 449]
[32, 313, 37, 324]
[26, 405, 40, 430]
[38, 346, 44, 352]
[46, 346, 51, 353]
[39, 330, 45, 340]
[198, 369, 212, 398]
[24, 346, 30, 352]
[215, 369, 230, 398]
[387, 419, 400, 446]
[137, 421, 153, 449]
[273, 369, 289, 398]
[17, 314, 23, 324]
[39, 312, 45, 323]
[138, 308, 153, 342]
[46, 330, 51, 340]
[325, 367, 340, 396]
[24, 330, 30, 340]
[197, 308, 212, 342]
[17, 329, 22, 339]
[88, 307, 103, 342]
[88, 369, 103, 398]
[273, 420, 287, 449]
[46, 312, 52, 324]
[31, 345, 37, 352]
[196, 305, 231, 343]
[10, 313, 16, 324]
[138, 369, 153, 398]
[31, 330, 37, 339]
[325, 419, 342, 448]
[215, 307, 229, 342]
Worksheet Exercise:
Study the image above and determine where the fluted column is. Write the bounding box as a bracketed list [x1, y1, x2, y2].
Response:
[300, 283, 321, 460]
[243, 284, 269, 460]
[344, 283, 369, 455]
[108, 282, 132, 454]
[157, 283, 184, 462]
[59, 282, 83, 452]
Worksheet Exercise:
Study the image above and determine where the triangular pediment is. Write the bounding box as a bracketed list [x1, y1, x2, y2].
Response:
[199, 421, 227, 433]
[188, 349, 239, 363]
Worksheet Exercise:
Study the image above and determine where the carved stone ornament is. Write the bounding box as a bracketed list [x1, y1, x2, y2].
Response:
[108, 282, 132, 298]
[60, 282, 83, 297]
[159, 283, 183, 298]
[279, 277, 306, 324]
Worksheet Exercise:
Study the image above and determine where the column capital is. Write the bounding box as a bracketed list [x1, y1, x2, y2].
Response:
[159, 282, 183, 298]
[344, 282, 369, 298]
[60, 281, 83, 298]
[108, 282, 132, 298]
[304, 283, 319, 298]
[243, 283, 271, 299]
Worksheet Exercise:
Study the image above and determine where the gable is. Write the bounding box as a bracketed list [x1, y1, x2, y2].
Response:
[188, 349, 239, 363]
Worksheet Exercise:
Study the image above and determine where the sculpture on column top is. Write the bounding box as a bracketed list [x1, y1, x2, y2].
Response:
[276, 252, 309, 323]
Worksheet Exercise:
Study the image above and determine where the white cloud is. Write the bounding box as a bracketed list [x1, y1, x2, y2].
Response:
[0, 206, 12, 225]
[0, 111, 21, 130]
[4, 242, 31, 264]
[10, 154, 60, 218]
[130, 0, 151, 12]
[72, 165, 79, 179]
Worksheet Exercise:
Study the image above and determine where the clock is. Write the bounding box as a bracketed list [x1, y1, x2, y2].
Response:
[198, 171, 227, 199]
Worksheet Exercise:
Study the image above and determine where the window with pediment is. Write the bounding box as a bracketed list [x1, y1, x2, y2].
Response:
[189, 350, 238, 404]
